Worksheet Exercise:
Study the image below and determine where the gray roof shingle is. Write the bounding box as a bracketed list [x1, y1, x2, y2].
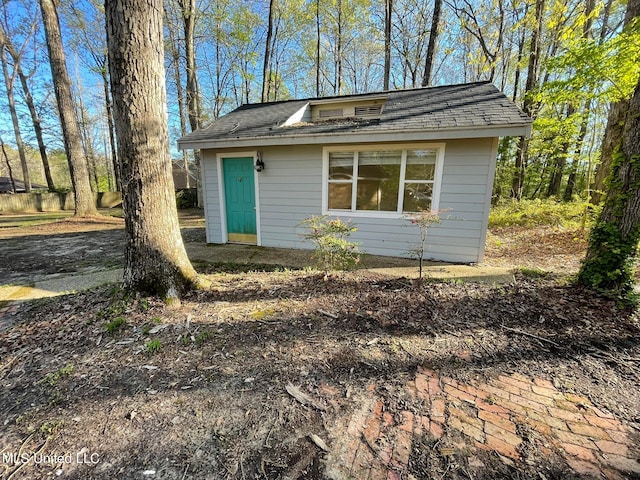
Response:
[178, 82, 531, 149]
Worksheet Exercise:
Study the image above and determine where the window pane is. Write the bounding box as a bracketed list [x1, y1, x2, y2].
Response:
[329, 183, 352, 210]
[356, 151, 401, 211]
[403, 183, 433, 212]
[329, 152, 354, 180]
[406, 150, 436, 180]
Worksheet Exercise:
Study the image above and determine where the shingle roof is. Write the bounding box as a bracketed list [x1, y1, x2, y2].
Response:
[178, 82, 531, 149]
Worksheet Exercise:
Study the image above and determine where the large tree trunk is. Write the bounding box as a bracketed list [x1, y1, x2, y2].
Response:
[590, 0, 639, 205]
[421, 0, 442, 87]
[39, 0, 96, 215]
[0, 25, 55, 191]
[578, 73, 640, 297]
[106, 0, 199, 301]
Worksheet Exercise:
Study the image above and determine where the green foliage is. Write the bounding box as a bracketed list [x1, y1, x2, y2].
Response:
[489, 199, 596, 228]
[145, 339, 162, 354]
[105, 316, 126, 334]
[299, 215, 360, 275]
[541, 17, 640, 105]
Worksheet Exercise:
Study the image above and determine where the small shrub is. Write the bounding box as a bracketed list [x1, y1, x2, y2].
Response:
[299, 216, 360, 275]
[405, 209, 450, 281]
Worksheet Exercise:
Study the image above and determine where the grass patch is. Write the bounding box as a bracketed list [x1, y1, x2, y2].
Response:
[105, 316, 126, 334]
[145, 339, 162, 354]
[518, 267, 552, 279]
[489, 199, 597, 229]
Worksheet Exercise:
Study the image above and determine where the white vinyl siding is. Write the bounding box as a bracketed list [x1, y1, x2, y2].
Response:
[201, 137, 496, 263]
[201, 150, 223, 243]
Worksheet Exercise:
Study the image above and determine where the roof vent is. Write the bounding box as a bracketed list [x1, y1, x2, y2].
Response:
[355, 105, 382, 116]
[319, 108, 343, 119]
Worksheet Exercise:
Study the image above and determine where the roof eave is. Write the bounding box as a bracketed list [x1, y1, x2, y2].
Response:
[177, 123, 532, 151]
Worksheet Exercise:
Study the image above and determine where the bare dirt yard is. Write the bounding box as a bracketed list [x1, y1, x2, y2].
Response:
[0, 213, 639, 480]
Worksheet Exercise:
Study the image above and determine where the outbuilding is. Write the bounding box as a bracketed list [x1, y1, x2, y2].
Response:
[178, 81, 531, 263]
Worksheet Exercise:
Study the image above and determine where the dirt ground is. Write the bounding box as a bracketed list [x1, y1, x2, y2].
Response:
[0, 212, 639, 480]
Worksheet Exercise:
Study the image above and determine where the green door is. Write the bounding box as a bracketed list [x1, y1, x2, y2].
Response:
[223, 157, 257, 243]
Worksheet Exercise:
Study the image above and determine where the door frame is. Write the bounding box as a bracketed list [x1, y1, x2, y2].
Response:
[216, 151, 261, 245]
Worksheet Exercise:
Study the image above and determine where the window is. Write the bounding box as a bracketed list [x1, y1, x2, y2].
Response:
[325, 144, 442, 215]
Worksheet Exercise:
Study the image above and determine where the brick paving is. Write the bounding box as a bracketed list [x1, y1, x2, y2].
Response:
[324, 366, 640, 479]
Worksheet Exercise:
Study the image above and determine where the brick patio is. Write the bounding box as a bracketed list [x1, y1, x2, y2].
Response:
[324, 366, 640, 479]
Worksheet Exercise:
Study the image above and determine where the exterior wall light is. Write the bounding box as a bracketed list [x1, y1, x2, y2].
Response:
[255, 152, 265, 172]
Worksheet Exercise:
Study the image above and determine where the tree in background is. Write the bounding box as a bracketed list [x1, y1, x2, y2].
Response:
[106, 0, 200, 301]
[39, 0, 96, 215]
[63, 0, 120, 191]
[0, 27, 30, 192]
[0, 14, 55, 191]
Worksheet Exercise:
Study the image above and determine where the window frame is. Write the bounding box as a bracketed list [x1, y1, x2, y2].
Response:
[322, 143, 445, 218]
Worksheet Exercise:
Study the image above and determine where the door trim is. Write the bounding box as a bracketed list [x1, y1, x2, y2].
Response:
[216, 151, 261, 245]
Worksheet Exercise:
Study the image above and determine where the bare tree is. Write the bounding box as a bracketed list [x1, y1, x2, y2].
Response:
[106, 0, 200, 301]
[0, 31, 30, 192]
[262, 0, 276, 101]
[510, 0, 544, 199]
[422, 0, 443, 86]
[0, 21, 54, 191]
[165, 1, 191, 188]
[39, 0, 97, 215]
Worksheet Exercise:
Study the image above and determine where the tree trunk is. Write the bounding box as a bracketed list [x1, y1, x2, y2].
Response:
[383, 0, 392, 90]
[0, 40, 30, 192]
[510, 0, 544, 199]
[106, 0, 199, 301]
[335, 0, 343, 95]
[165, 5, 190, 188]
[0, 26, 55, 191]
[421, 0, 442, 87]
[578, 72, 640, 297]
[262, 0, 275, 102]
[39, 0, 97, 215]
[316, 0, 321, 96]
[179, 0, 202, 206]
[0, 135, 16, 193]
[101, 66, 120, 191]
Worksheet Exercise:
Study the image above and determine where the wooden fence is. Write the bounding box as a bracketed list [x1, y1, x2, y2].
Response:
[0, 192, 122, 213]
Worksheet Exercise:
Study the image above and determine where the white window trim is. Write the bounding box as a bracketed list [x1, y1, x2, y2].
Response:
[216, 151, 261, 245]
[322, 143, 445, 218]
